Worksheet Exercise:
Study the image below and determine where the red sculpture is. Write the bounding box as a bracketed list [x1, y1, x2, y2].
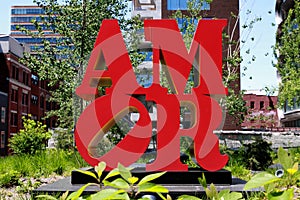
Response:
[75, 19, 228, 171]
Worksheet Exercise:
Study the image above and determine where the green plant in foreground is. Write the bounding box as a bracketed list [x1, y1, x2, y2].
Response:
[37, 162, 169, 200]
[177, 173, 244, 200]
[244, 147, 300, 200]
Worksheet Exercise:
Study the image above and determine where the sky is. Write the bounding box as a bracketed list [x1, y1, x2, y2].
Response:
[0, 0, 278, 92]
[239, 0, 278, 92]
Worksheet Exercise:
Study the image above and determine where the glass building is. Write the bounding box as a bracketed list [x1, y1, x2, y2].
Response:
[10, 6, 58, 52]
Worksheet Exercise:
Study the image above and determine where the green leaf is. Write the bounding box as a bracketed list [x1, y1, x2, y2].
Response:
[198, 173, 207, 188]
[220, 191, 243, 200]
[128, 176, 139, 184]
[157, 192, 168, 200]
[103, 178, 130, 190]
[138, 172, 166, 186]
[268, 188, 294, 200]
[177, 195, 201, 200]
[118, 163, 132, 181]
[60, 191, 70, 200]
[94, 162, 106, 179]
[205, 188, 212, 199]
[138, 182, 169, 193]
[36, 195, 58, 200]
[207, 183, 218, 199]
[278, 147, 293, 170]
[103, 168, 120, 181]
[74, 169, 98, 182]
[244, 172, 280, 191]
[90, 189, 129, 200]
[218, 189, 230, 197]
[67, 183, 98, 200]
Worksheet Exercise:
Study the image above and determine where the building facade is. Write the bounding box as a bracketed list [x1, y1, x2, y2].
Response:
[0, 35, 56, 155]
[0, 91, 8, 156]
[242, 91, 280, 129]
[10, 6, 58, 52]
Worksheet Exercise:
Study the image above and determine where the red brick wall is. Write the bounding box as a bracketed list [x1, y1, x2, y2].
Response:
[242, 94, 280, 129]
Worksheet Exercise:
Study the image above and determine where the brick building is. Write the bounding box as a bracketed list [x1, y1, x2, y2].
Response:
[0, 91, 8, 156]
[0, 35, 56, 155]
[242, 91, 280, 129]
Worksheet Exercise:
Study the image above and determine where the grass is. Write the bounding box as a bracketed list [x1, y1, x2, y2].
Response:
[0, 149, 88, 180]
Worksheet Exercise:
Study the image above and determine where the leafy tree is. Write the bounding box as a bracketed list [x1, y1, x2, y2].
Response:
[170, 0, 262, 126]
[9, 115, 52, 155]
[53, 128, 73, 150]
[274, 1, 300, 107]
[20, 0, 140, 129]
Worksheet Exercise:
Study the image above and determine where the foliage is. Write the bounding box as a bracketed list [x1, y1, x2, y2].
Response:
[234, 139, 273, 171]
[244, 147, 300, 200]
[16, 178, 42, 194]
[0, 170, 21, 188]
[9, 115, 52, 155]
[0, 150, 87, 179]
[224, 90, 247, 126]
[225, 161, 252, 181]
[19, 0, 141, 129]
[170, 0, 251, 126]
[178, 174, 243, 200]
[274, 1, 300, 107]
[37, 162, 170, 200]
[107, 119, 131, 145]
[194, 173, 244, 200]
[53, 128, 74, 150]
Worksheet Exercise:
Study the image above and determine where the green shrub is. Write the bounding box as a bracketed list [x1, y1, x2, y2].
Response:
[234, 139, 273, 171]
[9, 115, 52, 155]
[53, 128, 74, 150]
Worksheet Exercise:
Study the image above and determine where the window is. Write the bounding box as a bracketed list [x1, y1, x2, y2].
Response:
[41, 80, 45, 89]
[11, 89, 18, 102]
[0, 131, 5, 148]
[11, 16, 43, 23]
[12, 66, 19, 80]
[1, 107, 6, 123]
[17, 37, 58, 44]
[46, 101, 51, 111]
[31, 95, 38, 105]
[134, 0, 156, 11]
[260, 101, 265, 110]
[11, 8, 45, 15]
[167, 0, 210, 10]
[23, 72, 29, 85]
[250, 101, 255, 109]
[32, 115, 38, 121]
[22, 93, 28, 105]
[11, 112, 18, 126]
[269, 100, 275, 109]
[11, 24, 50, 31]
[31, 74, 39, 85]
[40, 96, 45, 109]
